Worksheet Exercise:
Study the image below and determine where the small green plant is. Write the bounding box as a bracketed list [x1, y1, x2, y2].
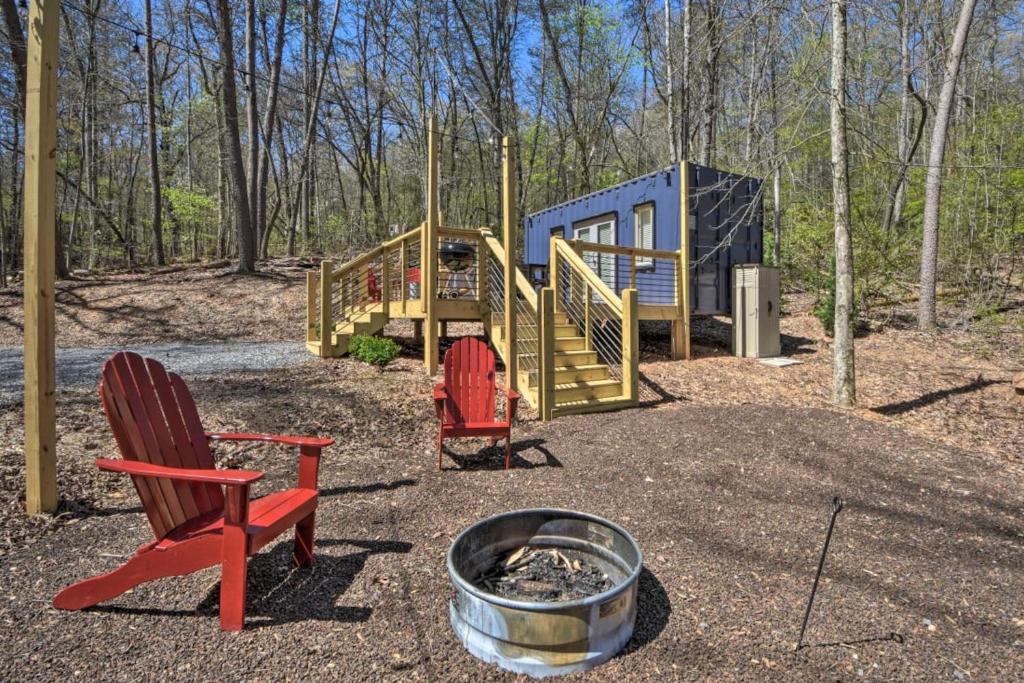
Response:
[349, 334, 400, 369]
[814, 257, 858, 337]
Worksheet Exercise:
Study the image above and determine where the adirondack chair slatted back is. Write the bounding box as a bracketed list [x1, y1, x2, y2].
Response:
[442, 338, 497, 425]
[100, 352, 224, 539]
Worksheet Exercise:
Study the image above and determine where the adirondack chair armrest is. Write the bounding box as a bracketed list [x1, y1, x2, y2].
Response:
[503, 387, 521, 422]
[432, 384, 448, 421]
[206, 432, 334, 449]
[206, 432, 330, 491]
[95, 458, 264, 485]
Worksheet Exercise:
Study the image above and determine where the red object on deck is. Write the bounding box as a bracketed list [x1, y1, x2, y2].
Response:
[368, 267, 421, 302]
[434, 337, 520, 470]
[51, 351, 333, 631]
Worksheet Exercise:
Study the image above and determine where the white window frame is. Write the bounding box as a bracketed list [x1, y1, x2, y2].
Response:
[574, 215, 616, 290]
[633, 203, 654, 269]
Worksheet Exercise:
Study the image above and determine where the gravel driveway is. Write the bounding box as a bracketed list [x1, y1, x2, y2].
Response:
[0, 341, 310, 407]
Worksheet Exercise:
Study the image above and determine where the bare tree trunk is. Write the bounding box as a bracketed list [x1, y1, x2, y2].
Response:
[700, 0, 720, 167]
[919, 0, 978, 330]
[664, 0, 677, 163]
[245, 0, 259, 242]
[892, 0, 912, 227]
[830, 0, 855, 407]
[1, 0, 26, 108]
[144, 0, 165, 265]
[214, 0, 255, 272]
[681, 1, 690, 159]
[256, 0, 288, 258]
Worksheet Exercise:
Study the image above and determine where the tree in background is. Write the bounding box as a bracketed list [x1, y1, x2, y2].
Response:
[829, 0, 855, 407]
[919, 0, 980, 331]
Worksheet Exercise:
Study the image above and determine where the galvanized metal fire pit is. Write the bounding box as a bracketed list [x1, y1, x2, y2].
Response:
[447, 509, 643, 678]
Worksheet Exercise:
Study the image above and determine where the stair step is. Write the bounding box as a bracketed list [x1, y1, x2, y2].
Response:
[520, 364, 611, 387]
[494, 322, 577, 340]
[517, 350, 598, 367]
[554, 336, 587, 351]
[551, 395, 636, 418]
[553, 378, 622, 402]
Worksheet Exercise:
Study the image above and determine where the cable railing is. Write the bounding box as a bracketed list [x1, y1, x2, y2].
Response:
[480, 229, 541, 408]
[550, 238, 639, 410]
[437, 229, 480, 301]
[568, 240, 682, 309]
[306, 224, 423, 354]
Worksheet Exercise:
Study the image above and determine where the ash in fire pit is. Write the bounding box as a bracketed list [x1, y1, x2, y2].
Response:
[477, 546, 613, 602]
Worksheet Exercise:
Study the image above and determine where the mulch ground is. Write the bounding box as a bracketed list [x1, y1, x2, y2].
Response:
[1, 263, 1022, 680]
[1, 351, 1022, 681]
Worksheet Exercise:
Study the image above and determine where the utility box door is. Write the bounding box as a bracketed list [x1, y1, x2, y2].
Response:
[732, 265, 781, 358]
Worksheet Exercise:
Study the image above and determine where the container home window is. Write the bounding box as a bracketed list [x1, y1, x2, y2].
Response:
[574, 215, 616, 290]
[550, 226, 565, 239]
[633, 203, 654, 269]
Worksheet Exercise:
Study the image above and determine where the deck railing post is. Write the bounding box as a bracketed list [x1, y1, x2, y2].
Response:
[674, 159, 692, 360]
[306, 272, 317, 343]
[548, 236, 561, 304]
[400, 236, 408, 316]
[622, 288, 639, 404]
[381, 248, 391, 319]
[319, 260, 334, 358]
[425, 117, 440, 374]
[502, 137, 518, 391]
[538, 287, 556, 421]
[584, 282, 593, 351]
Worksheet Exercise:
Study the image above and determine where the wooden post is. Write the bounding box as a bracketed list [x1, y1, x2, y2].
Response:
[502, 137, 518, 391]
[622, 289, 640, 404]
[424, 115, 440, 374]
[548, 235, 560, 303]
[584, 283, 593, 351]
[306, 272, 317, 343]
[399, 236, 408, 316]
[439, 321, 447, 338]
[673, 160, 692, 360]
[381, 250, 391, 319]
[319, 261, 333, 358]
[23, 0, 59, 515]
[538, 287, 556, 421]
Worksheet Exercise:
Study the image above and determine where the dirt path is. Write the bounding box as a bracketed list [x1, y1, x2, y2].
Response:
[0, 357, 1021, 681]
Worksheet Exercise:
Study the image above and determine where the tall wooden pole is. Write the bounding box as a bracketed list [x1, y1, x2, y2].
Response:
[673, 160, 692, 360]
[423, 114, 439, 375]
[23, 0, 59, 514]
[501, 137, 517, 391]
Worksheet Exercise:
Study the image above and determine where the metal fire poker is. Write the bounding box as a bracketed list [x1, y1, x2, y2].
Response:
[796, 496, 844, 650]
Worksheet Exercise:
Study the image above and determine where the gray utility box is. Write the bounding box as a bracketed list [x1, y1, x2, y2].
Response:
[732, 264, 781, 358]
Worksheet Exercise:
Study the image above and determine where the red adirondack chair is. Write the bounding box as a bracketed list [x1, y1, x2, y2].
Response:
[433, 337, 520, 469]
[52, 351, 333, 631]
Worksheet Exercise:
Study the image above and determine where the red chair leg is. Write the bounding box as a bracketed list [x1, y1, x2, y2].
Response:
[505, 436, 512, 470]
[220, 534, 248, 631]
[437, 431, 444, 470]
[220, 487, 249, 631]
[293, 512, 316, 567]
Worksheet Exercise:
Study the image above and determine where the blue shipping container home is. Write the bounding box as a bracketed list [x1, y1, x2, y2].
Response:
[523, 161, 764, 317]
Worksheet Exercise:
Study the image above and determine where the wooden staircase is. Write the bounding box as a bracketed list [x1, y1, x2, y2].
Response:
[307, 305, 388, 357]
[490, 311, 634, 418]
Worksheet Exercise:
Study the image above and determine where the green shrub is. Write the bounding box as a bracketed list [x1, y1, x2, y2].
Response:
[349, 334, 400, 368]
[814, 257, 858, 337]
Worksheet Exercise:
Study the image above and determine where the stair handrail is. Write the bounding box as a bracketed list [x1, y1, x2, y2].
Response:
[552, 238, 623, 315]
[307, 223, 423, 356]
[550, 236, 638, 410]
[480, 231, 537, 310]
